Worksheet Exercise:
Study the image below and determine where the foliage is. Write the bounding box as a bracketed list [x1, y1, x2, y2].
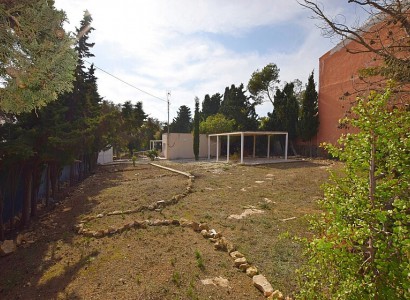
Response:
[199, 113, 236, 134]
[0, 0, 77, 113]
[170, 105, 192, 133]
[299, 0, 410, 87]
[193, 97, 200, 161]
[271, 82, 299, 139]
[247, 63, 280, 106]
[201, 93, 221, 121]
[146, 149, 158, 161]
[299, 71, 319, 155]
[120, 101, 148, 153]
[297, 88, 410, 299]
[219, 83, 259, 131]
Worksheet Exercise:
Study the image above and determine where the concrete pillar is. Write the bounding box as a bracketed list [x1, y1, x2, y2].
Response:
[208, 135, 210, 160]
[285, 133, 288, 160]
[227, 135, 230, 162]
[267, 135, 270, 158]
[216, 135, 219, 162]
[240, 133, 244, 164]
[253, 135, 256, 158]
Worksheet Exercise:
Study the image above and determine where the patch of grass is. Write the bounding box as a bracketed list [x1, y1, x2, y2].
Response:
[186, 280, 199, 300]
[171, 271, 182, 287]
[194, 250, 205, 271]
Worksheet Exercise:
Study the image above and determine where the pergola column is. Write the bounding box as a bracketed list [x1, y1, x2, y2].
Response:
[285, 133, 288, 160]
[227, 135, 230, 162]
[207, 135, 210, 160]
[267, 135, 270, 158]
[216, 135, 219, 162]
[253, 135, 256, 158]
[240, 132, 244, 164]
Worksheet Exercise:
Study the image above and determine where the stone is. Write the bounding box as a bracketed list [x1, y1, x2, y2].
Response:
[16, 234, 25, 246]
[226, 241, 236, 253]
[239, 263, 250, 271]
[214, 237, 228, 251]
[267, 290, 284, 299]
[156, 200, 166, 207]
[199, 223, 209, 231]
[201, 230, 211, 238]
[190, 221, 201, 232]
[93, 231, 104, 238]
[252, 274, 274, 297]
[234, 257, 247, 267]
[246, 266, 258, 277]
[0, 240, 17, 256]
[228, 208, 264, 220]
[200, 277, 229, 288]
[96, 213, 104, 218]
[171, 219, 180, 226]
[230, 251, 244, 259]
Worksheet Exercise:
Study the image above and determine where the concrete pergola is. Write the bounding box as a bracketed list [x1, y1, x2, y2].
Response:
[207, 131, 288, 164]
[149, 140, 162, 150]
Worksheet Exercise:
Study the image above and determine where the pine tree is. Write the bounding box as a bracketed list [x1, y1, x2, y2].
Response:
[170, 105, 192, 133]
[299, 71, 319, 156]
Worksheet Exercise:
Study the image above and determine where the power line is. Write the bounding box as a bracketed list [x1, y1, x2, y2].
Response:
[84, 60, 167, 103]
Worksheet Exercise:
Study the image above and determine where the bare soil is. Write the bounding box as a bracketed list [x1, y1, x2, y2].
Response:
[0, 159, 334, 299]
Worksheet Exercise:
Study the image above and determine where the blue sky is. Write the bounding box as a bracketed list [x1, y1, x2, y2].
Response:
[54, 0, 367, 122]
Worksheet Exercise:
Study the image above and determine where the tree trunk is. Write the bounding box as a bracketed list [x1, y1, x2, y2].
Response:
[49, 162, 58, 201]
[21, 165, 32, 228]
[289, 140, 298, 156]
[30, 163, 42, 217]
[0, 188, 4, 241]
[45, 164, 50, 206]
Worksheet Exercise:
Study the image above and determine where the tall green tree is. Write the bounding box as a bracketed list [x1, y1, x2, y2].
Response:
[193, 97, 200, 160]
[298, 88, 410, 299]
[247, 63, 280, 106]
[0, 0, 77, 113]
[201, 93, 222, 121]
[299, 71, 319, 156]
[170, 105, 192, 133]
[219, 84, 259, 131]
[199, 113, 236, 134]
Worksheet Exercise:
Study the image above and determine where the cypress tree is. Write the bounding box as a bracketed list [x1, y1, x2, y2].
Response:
[299, 71, 319, 156]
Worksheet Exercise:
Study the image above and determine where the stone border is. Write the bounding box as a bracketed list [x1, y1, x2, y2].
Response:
[72, 164, 290, 299]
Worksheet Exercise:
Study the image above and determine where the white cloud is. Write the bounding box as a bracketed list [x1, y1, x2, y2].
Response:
[54, 0, 356, 121]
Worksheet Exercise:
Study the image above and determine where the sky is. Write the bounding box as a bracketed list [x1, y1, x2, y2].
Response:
[53, 0, 367, 123]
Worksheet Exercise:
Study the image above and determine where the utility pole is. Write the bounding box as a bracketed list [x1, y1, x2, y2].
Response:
[167, 91, 171, 159]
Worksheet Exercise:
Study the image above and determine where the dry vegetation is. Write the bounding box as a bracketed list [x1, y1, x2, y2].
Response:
[0, 159, 335, 299]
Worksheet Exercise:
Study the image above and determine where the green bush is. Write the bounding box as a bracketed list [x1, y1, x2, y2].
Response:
[297, 88, 409, 299]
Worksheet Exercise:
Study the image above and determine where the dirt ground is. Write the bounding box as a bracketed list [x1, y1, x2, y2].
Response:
[0, 159, 334, 299]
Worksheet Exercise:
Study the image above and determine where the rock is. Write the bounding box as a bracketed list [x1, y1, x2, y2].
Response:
[239, 263, 250, 271]
[190, 221, 201, 232]
[16, 234, 24, 246]
[156, 200, 166, 207]
[246, 266, 258, 277]
[227, 208, 264, 220]
[179, 218, 191, 227]
[267, 290, 284, 299]
[208, 238, 217, 243]
[234, 257, 247, 267]
[226, 241, 236, 253]
[214, 237, 229, 251]
[93, 231, 104, 238]
[97, 213, 104, 218]
[171, 219, 180, 226]
[253, 274, 274, 297]
[108, 226, 117, 234]
[229, 251, 244, 259]
[199, 223, 209, 231]
[201, 230, 211, 238]
[0, 240, 17, 256]
[200, 277, 229, 288]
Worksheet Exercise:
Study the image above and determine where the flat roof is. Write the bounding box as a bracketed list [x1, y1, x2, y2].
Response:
[208, 131, 288, 137]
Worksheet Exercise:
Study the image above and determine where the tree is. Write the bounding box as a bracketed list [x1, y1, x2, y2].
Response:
[219, 84, 259, 131]
[298, 88, 410, 299]
[270, 82, 299, 155]
[299, 1, 410, 87]
[199, 113, 236, 134]
[299, 71, 319, 156]
[247, 63, 280, 106]
[170, 105, 192, 133]
[0, 0, 77, 113]
[193, 97, 200, 160]
[201, 93, 222, 120]
[121, 101, 147, 153]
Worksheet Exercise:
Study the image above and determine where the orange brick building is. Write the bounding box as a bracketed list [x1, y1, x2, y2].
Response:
[315, 16, 408, 152]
